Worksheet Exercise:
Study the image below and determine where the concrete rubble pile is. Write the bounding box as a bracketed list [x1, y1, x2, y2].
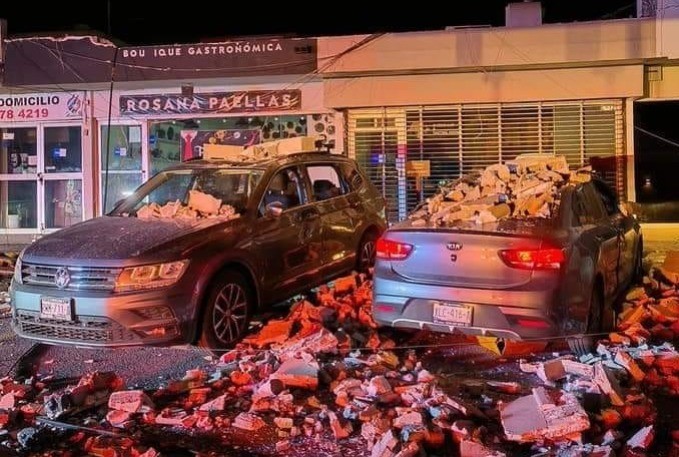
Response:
[0, 256, 678, 455]
[503, 252, 679, 456]
[135, 190, 239, 221]
[408, 155, 593, 226]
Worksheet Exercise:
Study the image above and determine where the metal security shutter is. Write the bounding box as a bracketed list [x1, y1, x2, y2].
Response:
[347, 109, 407, 222]
[348, 100, 624, 223]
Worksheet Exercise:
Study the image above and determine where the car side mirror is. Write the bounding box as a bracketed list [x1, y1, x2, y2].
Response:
[265, 202, 284, 218]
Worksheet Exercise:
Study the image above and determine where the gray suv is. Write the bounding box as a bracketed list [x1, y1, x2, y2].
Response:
[10, 150, 386, 349]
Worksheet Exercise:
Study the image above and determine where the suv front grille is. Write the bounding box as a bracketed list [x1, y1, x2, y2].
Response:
[15, 311, 138, 343]
[22, 263, 121, 291]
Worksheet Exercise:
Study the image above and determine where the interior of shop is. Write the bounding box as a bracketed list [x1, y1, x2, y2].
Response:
[148, 115, 311, 174]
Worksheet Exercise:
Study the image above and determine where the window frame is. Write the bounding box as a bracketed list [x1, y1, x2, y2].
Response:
[303, 162, 348, 202]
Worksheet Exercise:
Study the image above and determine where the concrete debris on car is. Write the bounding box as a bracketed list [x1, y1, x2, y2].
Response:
[0, 259, 677, 456]
[134, 191, 239, 221]
[407, 155, 592, 226]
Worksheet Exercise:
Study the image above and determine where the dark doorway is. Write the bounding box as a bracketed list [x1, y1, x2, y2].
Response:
[634, 101, 679, 221]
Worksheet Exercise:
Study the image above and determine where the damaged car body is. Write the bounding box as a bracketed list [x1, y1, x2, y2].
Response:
[10, 144, 387, 349]
[372, 156, 643, 354]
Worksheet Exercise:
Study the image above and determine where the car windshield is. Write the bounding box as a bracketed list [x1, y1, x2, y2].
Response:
[110, 167, 264, 219]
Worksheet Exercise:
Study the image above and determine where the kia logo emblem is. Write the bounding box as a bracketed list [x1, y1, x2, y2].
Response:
[446, 242, 463, 251]
[54, 267, 71, 289]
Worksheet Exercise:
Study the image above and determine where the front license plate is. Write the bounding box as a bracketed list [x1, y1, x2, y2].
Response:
[40, 297, 73, 321]
[432, 302, 473, 326]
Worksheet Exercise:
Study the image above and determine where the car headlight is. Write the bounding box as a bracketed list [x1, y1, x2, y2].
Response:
[114, 260, 189, 292]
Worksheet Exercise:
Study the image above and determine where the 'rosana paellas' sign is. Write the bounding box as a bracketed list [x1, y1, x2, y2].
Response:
[120, 90, 302, 116]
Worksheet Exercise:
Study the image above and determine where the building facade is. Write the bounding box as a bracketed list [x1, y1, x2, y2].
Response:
[2, 4, 679, 243]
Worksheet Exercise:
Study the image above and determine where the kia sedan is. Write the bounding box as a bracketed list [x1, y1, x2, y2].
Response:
[372, 177, 642, 354]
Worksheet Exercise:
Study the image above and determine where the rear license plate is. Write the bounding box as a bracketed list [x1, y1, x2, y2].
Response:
[40, 297, 73, 321]
[432, 302, 473, 326]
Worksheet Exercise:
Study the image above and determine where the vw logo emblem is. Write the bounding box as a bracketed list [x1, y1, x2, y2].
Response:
[446, 242, 463, 251]
[54, 267, 71, 289]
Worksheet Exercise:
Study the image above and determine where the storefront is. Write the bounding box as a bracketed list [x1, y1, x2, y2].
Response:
[345, 101, 625, 222]
[0, 92, 90, 242]
[93, 82, 340, 214]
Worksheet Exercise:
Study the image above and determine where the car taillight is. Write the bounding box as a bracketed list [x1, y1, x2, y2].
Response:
[498, 248, 565, 270]
[376, 238, 413, 260]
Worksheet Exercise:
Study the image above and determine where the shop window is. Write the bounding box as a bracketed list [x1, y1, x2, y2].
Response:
[148, 116, 309, 173]
[0, 127, 37, 175]
[0, 181, 37, 229]
[101, 125, 142, 171]
[45, 180, 82, 228]
[44, 127, 82, 173]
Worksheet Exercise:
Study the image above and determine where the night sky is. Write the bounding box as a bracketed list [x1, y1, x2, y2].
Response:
[2, 0, 637, 45]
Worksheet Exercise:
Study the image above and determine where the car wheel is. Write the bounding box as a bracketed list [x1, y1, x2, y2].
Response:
[357, 231, 377, 273]
[199, 271, 253, 350]
[567, 284, 604, 357]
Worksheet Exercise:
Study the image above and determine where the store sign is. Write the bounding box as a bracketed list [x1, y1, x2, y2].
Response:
[0, 92, 84, 122]
[4, 36, 317, 86]
[120, 90, 302, 116]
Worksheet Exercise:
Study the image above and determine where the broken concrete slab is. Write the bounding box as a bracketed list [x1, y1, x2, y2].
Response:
[233, 412, 266, 431]
[108, 390, 154, 413]
[501, 387, 589, 443]
[270, 358, 319, 390]
[627, 425, 654, 450]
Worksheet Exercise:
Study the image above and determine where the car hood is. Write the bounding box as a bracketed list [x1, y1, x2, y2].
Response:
[23, 216, 238, 263]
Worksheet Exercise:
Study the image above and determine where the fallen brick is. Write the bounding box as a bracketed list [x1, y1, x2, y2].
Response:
[277, 328, 339, 361]
[537, 359, 567, 383]
[562, 359, 595, 378]
[459, 439, 507, 457]
[243, 319, 293, 347]
[233, 412, 265, 431]
[334, 275, 357, 295]
[328, 411, 352, 439]
[367, 376, 392, 396]
[392, 411, 423, 429]
[486, 381, 521, 394]
[275, 440, 291, 452]
[627, 425, 654, 450]
[614, 351, 646, 383]
[274, 417, 293, 429]
[0, 392, 14, 410]
[594, 363, 624, 407]
[599, 408, 622, 430]
[655, 353, 679, 375]
[371, 430, 399, 457]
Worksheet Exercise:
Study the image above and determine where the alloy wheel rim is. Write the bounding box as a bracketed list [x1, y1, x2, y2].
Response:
[361, 240, 376, 269]
[212, 283, 247, 345]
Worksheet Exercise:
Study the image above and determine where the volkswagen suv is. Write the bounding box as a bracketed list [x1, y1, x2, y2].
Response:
[10, 141, 386, 349]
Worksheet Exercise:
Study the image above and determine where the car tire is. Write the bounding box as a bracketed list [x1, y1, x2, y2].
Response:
[357, 231, 378, 273]
[567, 284, 604, 357]
[199, 270, 253, 350]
